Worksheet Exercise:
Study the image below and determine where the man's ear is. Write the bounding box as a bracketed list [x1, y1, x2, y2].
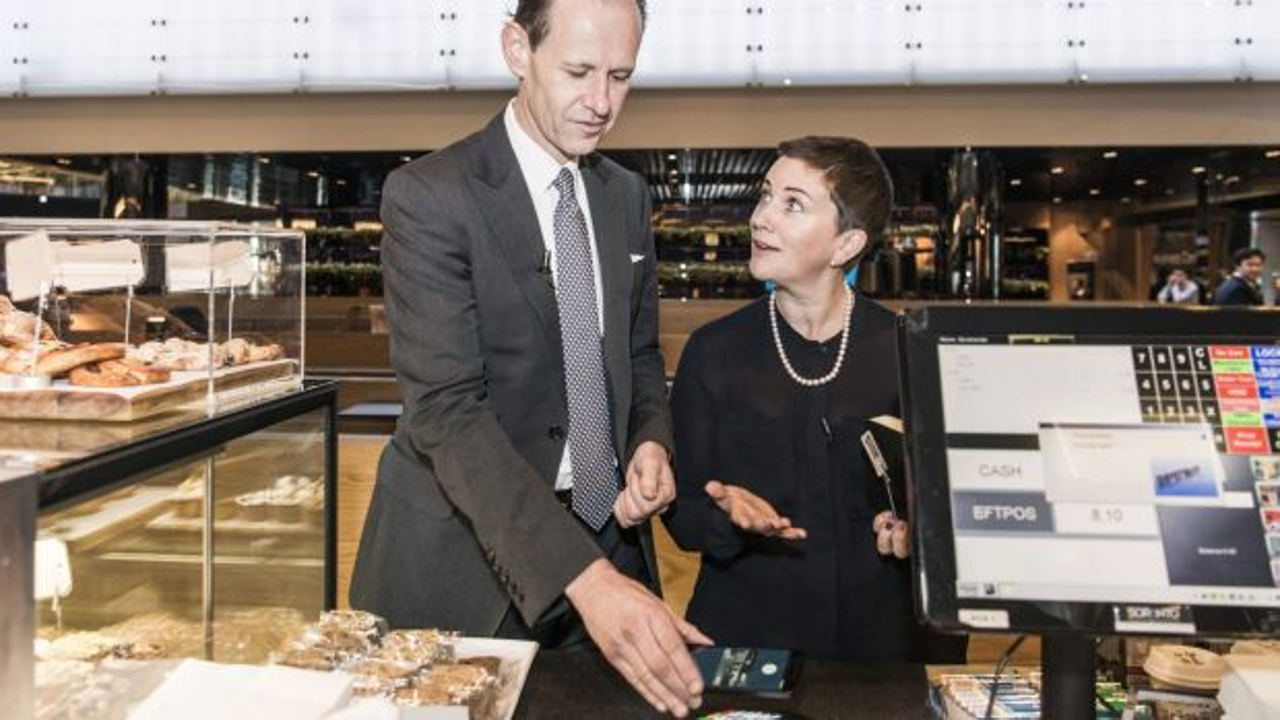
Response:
[501, 21, 531, 79]
[832, 229, 868, 268]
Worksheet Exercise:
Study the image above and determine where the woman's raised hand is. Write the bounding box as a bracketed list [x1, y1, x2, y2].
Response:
[704, 480, 807, 540]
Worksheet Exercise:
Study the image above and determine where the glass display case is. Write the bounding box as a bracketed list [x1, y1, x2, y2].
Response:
[0, 219, 304, 421]
[0, 358, 333, 715]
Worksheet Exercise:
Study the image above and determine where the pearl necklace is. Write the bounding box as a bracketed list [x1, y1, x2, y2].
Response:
[769, 282, 854, 387]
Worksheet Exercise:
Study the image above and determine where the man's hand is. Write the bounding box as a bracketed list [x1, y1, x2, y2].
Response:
[566, 559, 711, 717]
[704, 480, 807, 540]
[873, 511, 910, 558]
[614, 440, 676, 528]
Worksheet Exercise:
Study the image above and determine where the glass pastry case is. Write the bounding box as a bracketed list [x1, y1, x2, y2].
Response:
[0, 218, 305, 421]
[1, 381, 336, 720]
[0, 217, 329, 718]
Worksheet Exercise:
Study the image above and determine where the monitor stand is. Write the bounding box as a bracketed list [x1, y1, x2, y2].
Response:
[1040, 635, 1097, 719]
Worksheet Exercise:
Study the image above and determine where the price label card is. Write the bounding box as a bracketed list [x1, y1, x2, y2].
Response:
[5, 230, 55, 301]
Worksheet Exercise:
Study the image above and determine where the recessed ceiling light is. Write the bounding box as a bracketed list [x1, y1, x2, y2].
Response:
[1103, 151, 1119, 159]
[667, 153, 677, 161]
[1133, 178, 1148, 186]
[1050, 166, 1065, 175]
[1191, 166, 1206, 174]
[257, 157, 271, 165]
[1225, 175, 1241, 185]
[1009, 178, 1023, 187]
[55, 158, 72, 166]
[1265, 150, 1280, 159]
[1089, 188, 1100, 196]
[306, 171, 320, 178]
[335, 179, 346, 186]
[400, 155, 412, 163]
[1052, 196, 1062, 204]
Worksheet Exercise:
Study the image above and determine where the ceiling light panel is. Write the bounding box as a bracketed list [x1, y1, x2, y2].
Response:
[155, 0, 305, 93]
[637, 0, 753, 87]
[441, 2, 513, 89]
[0, 0, 1273, 95]
[911, 0, 1072, 83]
[1241, 1, 1279, 79]
[13, 0, 162, 95]
[298, 0, 449, 90]
[753, 0, 909, 85]
[1072, 0, 1240, 82]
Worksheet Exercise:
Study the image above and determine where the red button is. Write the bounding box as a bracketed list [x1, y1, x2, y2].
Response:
[1226, 426, 1267, 454]
[1211, 346, 1250, 360]
[1219, 398, 1263, 414]
[1215, 373, 1259, 400]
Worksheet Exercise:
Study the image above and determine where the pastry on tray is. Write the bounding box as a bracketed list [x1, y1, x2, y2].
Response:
[69, 358, 171, 387]
[128, 337, 285, 371]
[272, 611, 509, 719]
[0, 296, 57, 348]
[0, 342, 124, 378]
[129, 339, 225, 371]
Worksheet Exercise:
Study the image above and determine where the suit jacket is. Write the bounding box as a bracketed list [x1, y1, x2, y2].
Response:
[1213, 275, 1263, 306]
[350, 113, 673, 633]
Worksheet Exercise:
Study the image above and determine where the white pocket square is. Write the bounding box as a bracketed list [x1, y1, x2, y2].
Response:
[629, 254, 645, 263]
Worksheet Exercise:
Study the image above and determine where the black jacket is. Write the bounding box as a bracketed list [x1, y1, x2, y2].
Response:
[664, 296, 964, 662]
[1213, 275, 1263, 306]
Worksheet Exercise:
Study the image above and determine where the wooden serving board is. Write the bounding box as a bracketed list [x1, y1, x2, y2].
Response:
[0, 360, 297, 422]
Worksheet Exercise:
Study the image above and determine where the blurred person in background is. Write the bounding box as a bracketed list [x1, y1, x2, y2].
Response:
[1213, 248, 1265, 306]
[1157, 268, 1201, 305]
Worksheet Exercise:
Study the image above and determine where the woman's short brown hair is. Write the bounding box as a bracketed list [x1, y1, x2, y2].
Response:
[777, 136, 893, 267]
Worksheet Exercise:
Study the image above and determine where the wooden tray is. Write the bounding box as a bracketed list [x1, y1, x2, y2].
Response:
[0, 360, 297, 422]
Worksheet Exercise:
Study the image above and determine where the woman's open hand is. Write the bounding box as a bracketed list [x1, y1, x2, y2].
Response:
[704, 480, 807, 540]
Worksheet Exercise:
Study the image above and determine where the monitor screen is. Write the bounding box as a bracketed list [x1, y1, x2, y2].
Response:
[900, 306, 1280, 638]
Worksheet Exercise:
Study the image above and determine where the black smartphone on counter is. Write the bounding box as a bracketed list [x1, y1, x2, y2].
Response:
[692, 646, 802, 699]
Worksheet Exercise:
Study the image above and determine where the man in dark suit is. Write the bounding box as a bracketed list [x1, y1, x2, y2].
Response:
[350, 0, 708, 715]
[1213, 247, 1266, 306]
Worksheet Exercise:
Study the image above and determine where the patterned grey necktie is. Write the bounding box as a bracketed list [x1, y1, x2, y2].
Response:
[552, 167, 617, 531]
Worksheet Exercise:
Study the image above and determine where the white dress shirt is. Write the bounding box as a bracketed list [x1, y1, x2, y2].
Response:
[503, 100, 613, 491]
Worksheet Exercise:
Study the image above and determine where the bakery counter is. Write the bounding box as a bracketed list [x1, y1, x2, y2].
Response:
[2, 382, 340, 720]
[514, 651, 932, 719]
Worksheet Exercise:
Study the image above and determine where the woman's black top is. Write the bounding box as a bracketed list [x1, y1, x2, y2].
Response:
[664, 294, 964, 662]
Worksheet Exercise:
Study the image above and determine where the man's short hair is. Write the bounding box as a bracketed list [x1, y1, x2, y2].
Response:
[513, 0, 648, 49]
[1234, 247, 1266, 267]
[777, 136, 894, 266]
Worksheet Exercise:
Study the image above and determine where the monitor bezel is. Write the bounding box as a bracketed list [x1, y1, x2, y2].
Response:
[899, 304, 1280, 638]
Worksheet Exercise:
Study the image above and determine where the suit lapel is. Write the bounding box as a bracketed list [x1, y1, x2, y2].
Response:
[583, 158, 632, 447]
[469, 116, 561, 343]
[469, 116, 633, 453]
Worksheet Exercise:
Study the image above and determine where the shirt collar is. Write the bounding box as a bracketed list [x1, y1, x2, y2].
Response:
[504, 99, 578, 195]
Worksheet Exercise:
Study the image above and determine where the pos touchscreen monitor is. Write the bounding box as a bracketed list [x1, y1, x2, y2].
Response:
[899, 305, 1280, 717]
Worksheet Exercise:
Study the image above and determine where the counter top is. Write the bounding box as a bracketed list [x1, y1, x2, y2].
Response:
[513, 651, 932, 719]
